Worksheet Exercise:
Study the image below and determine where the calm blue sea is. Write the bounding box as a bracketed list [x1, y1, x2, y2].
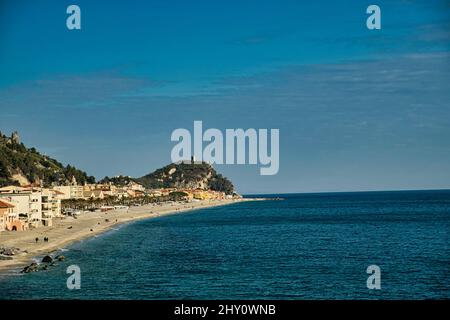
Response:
[0, 190, 449, 299]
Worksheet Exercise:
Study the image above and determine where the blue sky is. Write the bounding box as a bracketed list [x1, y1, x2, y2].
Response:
[0, 0, 449, 194]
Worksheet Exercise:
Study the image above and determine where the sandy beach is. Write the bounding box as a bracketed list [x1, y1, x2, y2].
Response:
[0, 198, 252, 273]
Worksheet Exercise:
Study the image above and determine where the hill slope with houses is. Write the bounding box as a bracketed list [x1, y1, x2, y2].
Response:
[0, 131, 236, 195]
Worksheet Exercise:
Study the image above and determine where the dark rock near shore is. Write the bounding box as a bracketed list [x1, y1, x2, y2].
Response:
[0, 247, 21, 256]
[55, 255, 65, 261]
[22, 262, 39, 273]
[21, 254, 61, 273]
[41, 255, 53, 263]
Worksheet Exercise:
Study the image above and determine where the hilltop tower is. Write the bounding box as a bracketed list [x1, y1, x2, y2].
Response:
[11, 131, 20, 144]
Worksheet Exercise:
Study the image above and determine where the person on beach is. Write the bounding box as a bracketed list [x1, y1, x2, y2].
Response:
[35, 237, 39, 243]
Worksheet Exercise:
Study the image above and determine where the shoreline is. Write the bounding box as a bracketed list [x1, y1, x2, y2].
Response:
[0, 198, 258, 274]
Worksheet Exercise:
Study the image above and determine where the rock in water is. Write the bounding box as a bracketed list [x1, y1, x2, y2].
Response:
[22, 262, 39, 273]
[41, 255, 53, 263]
[55, 255, 65, 261]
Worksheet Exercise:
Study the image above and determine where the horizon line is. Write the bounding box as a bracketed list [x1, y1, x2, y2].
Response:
[243, 188, 450, 196]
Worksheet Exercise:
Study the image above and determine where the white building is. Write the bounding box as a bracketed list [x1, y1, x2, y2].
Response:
[0, 186, 42, 229]
[53, 185, 84, 199]
[41, 188, 62, 226]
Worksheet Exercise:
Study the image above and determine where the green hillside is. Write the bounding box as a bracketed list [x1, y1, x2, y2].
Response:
[0, 131, 95, 187]
[136, 162, 235, 195]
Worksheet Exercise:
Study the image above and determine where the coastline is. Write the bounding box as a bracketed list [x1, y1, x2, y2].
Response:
[0, 198, 257, 274]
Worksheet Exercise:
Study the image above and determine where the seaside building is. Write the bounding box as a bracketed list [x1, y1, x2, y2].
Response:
[0, 186, 42, 229]
[76, 182, 144, 199]
[0, 199, 15, 232]
[144, 188, 224, 201]
[41, 188, 62, 226]
[92, 189, 105, 199]
[179, 189, 225, 201]
[147, 189, 162, 198]
[160, 188, 174, 197]
[127, 181, 145, 192]
[52, 188, 67, 201]
[115, 188, 129, 199]
[192, 189, 210, 200]
[99, 185, 117, 197]
[0, 197, 27, 231]
[82, 189, 105, 200]
[69, 185, 84, 199]
[126, 189, 145, 198]
[52, 176, 85, 199]
[82, 190, 95, 199]
[179, 189, 194, 201]
[53, 185, 84, 199]
[82, 183, 121, 198]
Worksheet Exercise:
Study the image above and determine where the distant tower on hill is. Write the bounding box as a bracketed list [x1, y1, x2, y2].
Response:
[11, 131, 20, 144]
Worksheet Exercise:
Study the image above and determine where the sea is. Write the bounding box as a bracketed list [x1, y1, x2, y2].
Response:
[0, 190, 449, 299]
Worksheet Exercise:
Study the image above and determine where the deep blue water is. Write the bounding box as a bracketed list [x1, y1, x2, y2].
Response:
[0, 190, 449, 299]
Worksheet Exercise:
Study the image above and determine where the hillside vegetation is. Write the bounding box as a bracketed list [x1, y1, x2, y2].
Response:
[0, 131, 95, 187]
[0, 131, 236, 194]
[136, 162, 235, 194]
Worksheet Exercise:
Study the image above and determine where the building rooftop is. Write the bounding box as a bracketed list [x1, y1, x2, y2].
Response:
[0, 199, 15, 208]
